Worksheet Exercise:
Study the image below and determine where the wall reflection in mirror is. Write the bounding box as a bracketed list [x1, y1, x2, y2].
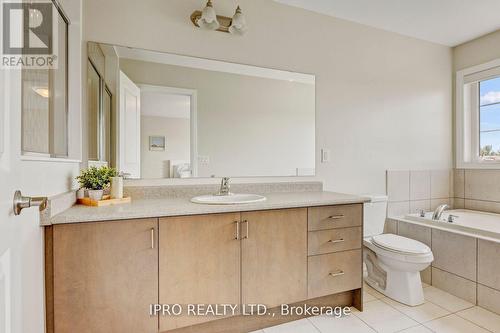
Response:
[87, 42, 315, 179]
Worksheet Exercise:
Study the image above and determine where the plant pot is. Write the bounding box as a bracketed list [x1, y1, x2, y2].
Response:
[76, 188, 85, 199]
[88, 189, 104, 201]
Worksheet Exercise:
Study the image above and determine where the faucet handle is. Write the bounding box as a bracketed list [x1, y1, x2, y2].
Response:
[417, 209, 426, 217]
[217, 177, 231, 196]
[221, 177, 230, 188]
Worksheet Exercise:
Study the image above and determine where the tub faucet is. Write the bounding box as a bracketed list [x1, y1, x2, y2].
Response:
[432, 204, 449, 220]
[217, 177, 231, 196]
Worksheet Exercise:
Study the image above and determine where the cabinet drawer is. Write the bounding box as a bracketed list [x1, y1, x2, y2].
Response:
[308, 227, 362, 256]
[308, 250, 362, 299]
[308, 204, 362, 231]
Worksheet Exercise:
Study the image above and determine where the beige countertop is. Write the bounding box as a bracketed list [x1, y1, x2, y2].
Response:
[46, 191, 369, 226]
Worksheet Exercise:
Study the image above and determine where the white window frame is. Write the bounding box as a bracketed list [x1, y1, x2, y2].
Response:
[20, 0, 82, 164]
[456, 58, 500, 169]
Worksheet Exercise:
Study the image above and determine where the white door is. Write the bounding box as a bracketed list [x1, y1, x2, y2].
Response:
[0, 70, 78, 333]
[0, 67, 47, 333]
[118, 71, 141, 178]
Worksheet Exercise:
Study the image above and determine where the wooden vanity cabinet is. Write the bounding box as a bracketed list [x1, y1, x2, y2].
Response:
[241, 208, 308, 308]
[46, 205, 363, 333]
[47, 218, 158, 333]
[158, 213, 241, 332]
[158, 209, 308, 331]
[307, 204, 363, 300]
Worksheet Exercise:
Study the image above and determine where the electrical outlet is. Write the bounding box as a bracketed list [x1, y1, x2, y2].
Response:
[321, 149, 330, 163]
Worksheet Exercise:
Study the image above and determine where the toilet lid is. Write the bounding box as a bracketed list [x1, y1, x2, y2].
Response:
[372, 234, 430, 255]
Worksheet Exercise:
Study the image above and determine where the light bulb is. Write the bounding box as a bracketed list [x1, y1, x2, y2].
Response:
[229, 6, 247, 35]
[197, 0, 220, 31]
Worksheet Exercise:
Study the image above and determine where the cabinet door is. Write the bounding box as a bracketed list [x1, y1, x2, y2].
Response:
[53, 219, 158, 333]
[159, 213, 241, 331]
[241, 208, 307, 308]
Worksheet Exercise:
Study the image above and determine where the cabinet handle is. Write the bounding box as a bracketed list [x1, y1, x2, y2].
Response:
[150, 228, 155, 249]
[328, 238, 345, 244]
[328, 215, 345, 220]
[242, 220, 249, 239]
[329, 270, 345, 277]
[234, 221, 240, 240]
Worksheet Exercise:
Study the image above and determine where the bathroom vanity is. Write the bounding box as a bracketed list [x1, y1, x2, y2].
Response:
[43, 191, 367, 333]
[38, 35, 363, 333]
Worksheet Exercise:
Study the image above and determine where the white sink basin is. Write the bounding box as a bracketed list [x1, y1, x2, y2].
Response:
[191, 193, 267, 205]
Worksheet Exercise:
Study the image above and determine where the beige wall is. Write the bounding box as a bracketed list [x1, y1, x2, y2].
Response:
[83, 0, 453, 194]
[120, 59, 315, 178]
[141, 116, 190, 179]
[453, 30, 500, 71]
[452, 30, 500, 210]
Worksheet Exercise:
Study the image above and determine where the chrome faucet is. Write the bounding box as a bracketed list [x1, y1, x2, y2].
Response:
[217, 177, 231, 196]
[432, 204, 449, 220]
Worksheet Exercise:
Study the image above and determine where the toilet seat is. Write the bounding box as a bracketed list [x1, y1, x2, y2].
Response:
[372, 234, 430, 255]
[363, 236, 434, 264]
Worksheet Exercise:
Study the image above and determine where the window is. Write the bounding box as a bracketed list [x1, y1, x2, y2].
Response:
[21, 2, 69, 158]
[479, 77, 500, 160]
[456, 59, 500, 168]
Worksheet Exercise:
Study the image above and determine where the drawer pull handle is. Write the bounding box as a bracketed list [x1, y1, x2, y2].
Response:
[234, 221, 240, 240]
[151, 228, 155, 249]
[329, 270, 345, 277]
[242, 220, 249, 239]
[328, 215, 345, 220]
[328, 238, 345, 244]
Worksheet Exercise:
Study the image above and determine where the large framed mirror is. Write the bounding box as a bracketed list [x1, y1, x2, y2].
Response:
[86, 42, 315, 179]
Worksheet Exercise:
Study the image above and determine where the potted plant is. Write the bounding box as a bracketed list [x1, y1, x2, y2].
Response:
[76, 166, 118, 201]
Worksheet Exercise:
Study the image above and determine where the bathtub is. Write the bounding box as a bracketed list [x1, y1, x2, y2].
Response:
[390, 209, 500, 314]
[402, 209, 500, 243]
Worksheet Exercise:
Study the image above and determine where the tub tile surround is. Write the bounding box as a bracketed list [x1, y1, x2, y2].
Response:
[431, 229, 477, 281]
[431, 267, 477, 304]
[386, 170, 453, 218]
[478, 285, 500, 315]
[386, 218, 500, 316]
[455, 168, 500, 214]
[478, 239, 500, 290]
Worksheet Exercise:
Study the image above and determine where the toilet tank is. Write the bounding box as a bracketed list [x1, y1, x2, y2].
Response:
[363, 195, 388, 238]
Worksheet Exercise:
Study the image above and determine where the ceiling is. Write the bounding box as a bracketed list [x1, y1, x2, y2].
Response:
[141, 92, 190, 119]
[274, 0, 500, 46]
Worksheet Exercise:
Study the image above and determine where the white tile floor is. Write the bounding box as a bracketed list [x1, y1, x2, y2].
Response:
[249, 282, 500, 333]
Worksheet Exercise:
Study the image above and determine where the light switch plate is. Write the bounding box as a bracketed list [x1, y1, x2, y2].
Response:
[198, 155, 210, 165]
[321, 149, 330, 163]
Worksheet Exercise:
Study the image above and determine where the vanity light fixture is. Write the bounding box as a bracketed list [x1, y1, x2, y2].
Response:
[191, 1, 247, 35]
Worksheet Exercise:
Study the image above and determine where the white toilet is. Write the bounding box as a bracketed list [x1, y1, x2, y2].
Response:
[363, 195, 434, 306]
